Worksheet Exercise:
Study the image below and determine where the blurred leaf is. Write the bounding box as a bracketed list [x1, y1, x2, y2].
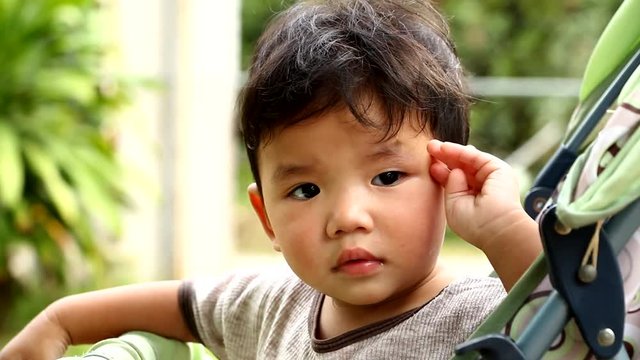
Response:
[439, 0, 619, 159]
[0, 122, 24, 208]
[0, 0, 144, 338]
[23, 142, 79, 227]
[47, 140, 122, 233]
[35, 69, 96, 104]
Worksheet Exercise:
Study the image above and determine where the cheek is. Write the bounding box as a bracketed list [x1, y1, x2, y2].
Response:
[267, 203, 323, 255]
[386, 181, 446, 250]
[269, 209, 327, 283]
[269, 201, 316, 234]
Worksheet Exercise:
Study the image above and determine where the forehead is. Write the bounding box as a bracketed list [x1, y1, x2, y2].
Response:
[263, 102, 405, 145]
[256, 105, 431, 173]
[260, 99, 428, 148]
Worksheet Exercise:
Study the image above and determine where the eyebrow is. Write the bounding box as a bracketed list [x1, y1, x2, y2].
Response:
[271, 163, 315, 184]
[269, 140, 408, 184]
[366, 140, 406, 161]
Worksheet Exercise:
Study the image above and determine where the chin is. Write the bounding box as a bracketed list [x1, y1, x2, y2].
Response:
[329, 288, 394, 307]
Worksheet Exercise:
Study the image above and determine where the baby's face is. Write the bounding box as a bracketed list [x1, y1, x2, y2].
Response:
[253, 104, 446, 307]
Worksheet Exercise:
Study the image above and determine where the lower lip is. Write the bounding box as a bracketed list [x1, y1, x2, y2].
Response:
[336, 260, 383, 276]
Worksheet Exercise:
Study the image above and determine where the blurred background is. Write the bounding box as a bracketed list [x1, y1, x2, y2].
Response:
[0, 0, 621, 345]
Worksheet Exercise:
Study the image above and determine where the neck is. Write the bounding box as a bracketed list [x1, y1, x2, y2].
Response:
[317, 262, 456, 339]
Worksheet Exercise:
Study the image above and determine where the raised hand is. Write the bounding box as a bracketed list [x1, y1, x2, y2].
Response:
[427, 139, 522, 249]
[427, 139, 541, 290]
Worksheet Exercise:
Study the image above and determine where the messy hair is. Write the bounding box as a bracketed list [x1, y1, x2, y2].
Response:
[238, 0, 470, 190]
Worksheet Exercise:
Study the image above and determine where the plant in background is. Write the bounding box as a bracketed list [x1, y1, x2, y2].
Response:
[0, 0, 134, 334]
[441, 0, 619, 161]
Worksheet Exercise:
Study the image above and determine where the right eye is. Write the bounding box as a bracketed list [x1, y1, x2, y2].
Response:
[289, 183, 320, 200]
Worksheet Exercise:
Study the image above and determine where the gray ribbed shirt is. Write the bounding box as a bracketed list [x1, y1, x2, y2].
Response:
[180, 268, 505, 359]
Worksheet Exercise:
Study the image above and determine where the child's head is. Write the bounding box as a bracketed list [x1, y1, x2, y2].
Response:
[239, 0, 469, 192]
[239, 0, 470, 308]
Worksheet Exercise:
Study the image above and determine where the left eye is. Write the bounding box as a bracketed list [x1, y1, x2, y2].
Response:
[371, 171, 404, 186]
[289, 183, 320, 200]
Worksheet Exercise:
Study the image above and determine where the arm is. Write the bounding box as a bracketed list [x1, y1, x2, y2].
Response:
[427, 140, 542, 291]
[0, 281, 196, 360]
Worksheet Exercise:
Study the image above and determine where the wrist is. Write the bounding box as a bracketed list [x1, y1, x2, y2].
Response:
[43, 298, 73, 346]
[479, 208, 542, 291]
[465, 207, 537, 254]
[477, 207, 536, 255]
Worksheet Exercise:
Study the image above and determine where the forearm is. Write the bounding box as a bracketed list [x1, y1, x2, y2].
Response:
[0, 281, 196, 359]
[50, 280, 196, 345]
[480, 209, 543, 292]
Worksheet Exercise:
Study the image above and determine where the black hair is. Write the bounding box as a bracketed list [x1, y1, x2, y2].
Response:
[238, 0, 470, 191]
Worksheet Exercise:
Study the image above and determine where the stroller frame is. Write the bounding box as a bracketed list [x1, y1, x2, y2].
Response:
[456, 0, 640, 356]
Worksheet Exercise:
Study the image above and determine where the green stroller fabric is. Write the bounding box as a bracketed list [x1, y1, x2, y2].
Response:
[58, 331, 216, 360]
[556, 87, 640, 229]
[565, 0, 640, 148]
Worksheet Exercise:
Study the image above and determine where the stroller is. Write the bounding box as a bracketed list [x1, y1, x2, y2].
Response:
[452, 0, 640, 358]
[60, 0, 640, 358]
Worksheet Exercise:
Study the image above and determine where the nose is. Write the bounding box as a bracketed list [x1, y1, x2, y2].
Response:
[325, 189, 373, 238]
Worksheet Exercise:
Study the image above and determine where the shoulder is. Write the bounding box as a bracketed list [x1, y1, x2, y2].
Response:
[435, 276, 506, 311]
[188, 265, 312, 307]
[322, 277, 505, 359]
[183, 266, 316, 354]
[442, 276, 506, 298]
[391, 277, 505, 358]
[421, 276, 505, 328]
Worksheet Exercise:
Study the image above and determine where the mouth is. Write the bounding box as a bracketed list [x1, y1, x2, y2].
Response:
[332, 247, 384, 276]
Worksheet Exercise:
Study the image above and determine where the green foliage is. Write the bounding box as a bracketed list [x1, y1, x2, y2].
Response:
[241, 0, 294, 68]
[0, 0, 134, 333]
[440, 0, 620, 157]
[240, 0, 620, 161]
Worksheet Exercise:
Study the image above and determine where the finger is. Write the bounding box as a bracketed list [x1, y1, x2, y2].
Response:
[429, 141, 478, 175]
[441, 142, 489, 170]
[454, 147, 518, 198]
[472, 151, 509, 179]
[428, 141, 477, 190]
[426, 139, 443, 154]
[438, 142, 505, 188]
[428, 140, 463, 169]
[429, 158, 450, 186]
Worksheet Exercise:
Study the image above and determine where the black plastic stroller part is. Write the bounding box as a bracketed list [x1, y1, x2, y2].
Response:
[455, 334, 526, 360]
[539, 206, 625, 359]
[455, 198, 640, 360]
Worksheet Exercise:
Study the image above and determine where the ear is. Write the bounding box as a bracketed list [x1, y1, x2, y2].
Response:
[247, 183, 280, 251]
